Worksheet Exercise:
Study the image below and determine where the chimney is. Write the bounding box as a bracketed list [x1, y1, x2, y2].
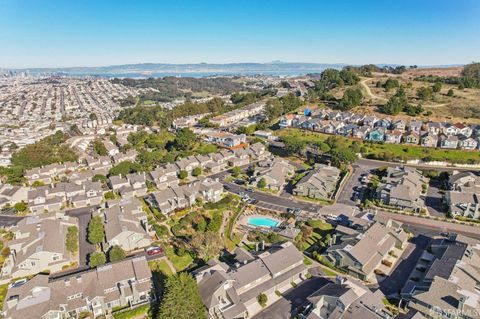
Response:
[255, 242, 259, 251]
[458, 296, 465, 312]
[261, 240, 265, 251]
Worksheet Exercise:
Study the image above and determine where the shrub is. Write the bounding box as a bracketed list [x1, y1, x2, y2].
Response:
[257, 293, 268, 307]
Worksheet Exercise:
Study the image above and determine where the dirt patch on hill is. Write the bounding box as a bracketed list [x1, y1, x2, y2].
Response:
[402, 66, 463, 79]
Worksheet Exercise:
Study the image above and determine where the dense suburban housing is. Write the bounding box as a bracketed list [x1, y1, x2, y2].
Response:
[1, 213, 77, 281]
[196, 242, 307, 319]
[2, 256, 153, 319]
[402, 234, 480, 319]
[445, 171, 480, 219]
[325, 219, 408, 281]
[300, 276, 393, 319]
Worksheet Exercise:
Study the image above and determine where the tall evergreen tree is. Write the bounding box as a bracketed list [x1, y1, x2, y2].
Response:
[159, 273, 207, 319]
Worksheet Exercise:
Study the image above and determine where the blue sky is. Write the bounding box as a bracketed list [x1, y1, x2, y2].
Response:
[0, 0, 479, 68]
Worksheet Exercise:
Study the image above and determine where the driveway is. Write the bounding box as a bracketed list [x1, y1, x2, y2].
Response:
[425, 179, 445, 218]
[66, 206, 98, 266]
[252, 277, 330, 319]
[336, 163, 374, 206]
[373, 235, 430, 297]
[223, 182, 321, 215]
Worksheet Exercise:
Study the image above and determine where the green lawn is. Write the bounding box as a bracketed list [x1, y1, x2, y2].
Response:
[277, 128, 480, 164]
[149, 260, 174, 277]
[321, 266, 337, 277]
[165, 246, 193, 272]
[112, 304, 150, 319]
[0, 283, 9, 310]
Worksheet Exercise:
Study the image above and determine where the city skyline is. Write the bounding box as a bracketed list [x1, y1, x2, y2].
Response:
[1, 0, 479, 68]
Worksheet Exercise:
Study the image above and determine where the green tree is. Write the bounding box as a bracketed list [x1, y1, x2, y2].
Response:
[258, 177, 267, 189]
[92, 174, 107, 183]
[282, 136, 306, 155]
[196, 218, 207, 233]
[447, 89, 454, 97]
[65, 226, 79, 253]
[104, 191, 115, 200]
[383, 87, 408, 115]
[92, 139, 108, 156]
[383, 78, 400, 91]
[108, 245, 126, 262]
[88, 215, 105, 246]
[88, 252, 106, 268]
[231, 166, 241, 177]
[265, 98, 283, 120]
[13, 201, 27, 212]
[339, 87, 363, 110]
[89, 113, 97, 121]
[178, 170, 188, 180]
[159, 273, 207, 319]
[258, 293, 268, 307]
[108, 161, 141, 176]
[330, 148, 357, 168]
[192, 166, 202, 177]
[173, 128, 196, 151]
[207, 211, 223, 233]
[190, 232, 223, 261]
[432, 82, 442, 93]
[417, 87, 433, 101]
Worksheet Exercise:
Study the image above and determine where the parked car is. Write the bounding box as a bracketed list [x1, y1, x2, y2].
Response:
[246, 188, 255, 193]
[145, 246, 164, 256]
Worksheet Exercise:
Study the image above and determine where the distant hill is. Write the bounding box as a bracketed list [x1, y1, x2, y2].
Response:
[3, 62, 464, 78]
[4, 62, 347, 78]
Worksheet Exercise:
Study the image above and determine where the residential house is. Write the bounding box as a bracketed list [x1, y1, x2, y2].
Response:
[175, 156, 200, 173]
[362, 116, 379, 127]
[0, 184, 28, 207]
[250, 157, 293, 191]
[403, 132, 420, 145]
[109, 175, 130, 191]
[405, 235, 480, 319]
[300, 276, 393, 319]
[293, 164, 341, 200]
[148, 164, 179, 190]
[324, 220, 407, 280]
[367, 128, 385, 142]
[376, 166, 428, 212]
[392, 119, 407, 131]
[148, 178, 223, 215]
[439, 134, 458, 149]
[385, 130, 403, 144]
[408, 120, 423, 134]
[196, 242, 307, 319]
[1, 213, 76, 280]
[102, 200, 151, 251]
[2, 256, 153, 319]
[458, 135, 478, 150]
[420, 133, 439, 148]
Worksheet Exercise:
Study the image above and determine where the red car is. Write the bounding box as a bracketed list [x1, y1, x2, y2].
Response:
[145, 246, 164, 256]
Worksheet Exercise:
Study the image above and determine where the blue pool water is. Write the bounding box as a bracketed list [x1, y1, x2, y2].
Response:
[248, 217, 279, 228]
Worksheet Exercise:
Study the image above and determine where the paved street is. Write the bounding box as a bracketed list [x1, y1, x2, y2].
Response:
[252, 277, 330, 319]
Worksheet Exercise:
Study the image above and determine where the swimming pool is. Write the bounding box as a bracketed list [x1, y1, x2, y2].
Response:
[248, 216, 280, 228]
